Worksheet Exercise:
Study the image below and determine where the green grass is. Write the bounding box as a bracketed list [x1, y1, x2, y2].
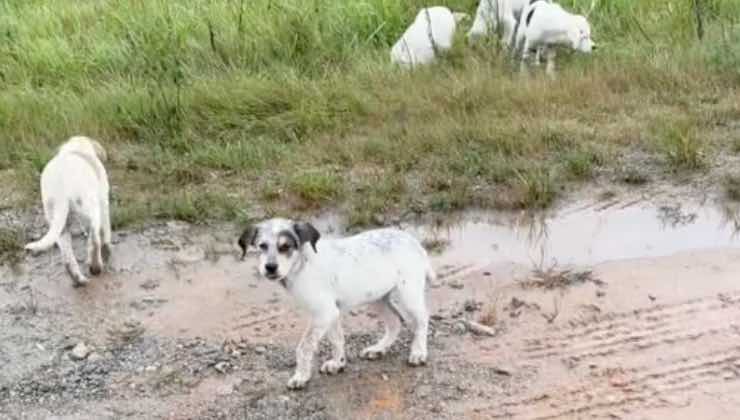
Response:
[653, 117, 706, 172]
[1, 0, 739, 227]
[0, 227, 25, 267]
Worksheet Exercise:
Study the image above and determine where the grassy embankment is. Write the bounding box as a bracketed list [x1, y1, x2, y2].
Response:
[0, 0, 739, 240]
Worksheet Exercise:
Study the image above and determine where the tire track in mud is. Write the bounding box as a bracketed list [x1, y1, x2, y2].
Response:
[471, 292, 740, 419]
[522, 291, 740, 362]
[482, 345, 740, 419]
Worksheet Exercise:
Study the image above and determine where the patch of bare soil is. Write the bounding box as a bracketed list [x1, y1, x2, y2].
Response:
[1, 195, 740, 419]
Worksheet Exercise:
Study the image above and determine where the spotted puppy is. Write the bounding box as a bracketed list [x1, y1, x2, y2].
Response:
[239, 218, 433, 390]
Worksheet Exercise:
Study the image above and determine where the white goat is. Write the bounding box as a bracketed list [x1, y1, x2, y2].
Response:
[390, 7, 468, 68]
[467, 0, 552, 47]
[514, 1, 596, 76]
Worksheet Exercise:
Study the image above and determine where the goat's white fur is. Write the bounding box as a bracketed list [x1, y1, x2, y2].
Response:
[514, 1, 595, 76]
[241, 218, 433, 390]
[390, 7, 468, 68]
[468, 0, 552, 47]
[25, 136, 111, 286]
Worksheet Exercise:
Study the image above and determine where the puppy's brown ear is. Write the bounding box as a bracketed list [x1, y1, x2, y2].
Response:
[238, 225, 259, 260]
[293, 222, 320, 253]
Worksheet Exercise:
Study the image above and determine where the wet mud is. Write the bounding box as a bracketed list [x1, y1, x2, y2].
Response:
[2, 197, 739, 419]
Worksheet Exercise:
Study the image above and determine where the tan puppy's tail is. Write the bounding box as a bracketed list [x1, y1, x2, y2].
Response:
[25, 200, 69, 253]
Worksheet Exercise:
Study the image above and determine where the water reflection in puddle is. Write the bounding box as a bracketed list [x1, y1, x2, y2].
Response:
[403, 202, 740, 269]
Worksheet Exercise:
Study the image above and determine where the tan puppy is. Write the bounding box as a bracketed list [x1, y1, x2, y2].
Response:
[25, 136, 112, 286]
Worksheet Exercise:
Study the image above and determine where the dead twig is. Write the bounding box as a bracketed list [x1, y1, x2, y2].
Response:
[463, 319, 498, 337]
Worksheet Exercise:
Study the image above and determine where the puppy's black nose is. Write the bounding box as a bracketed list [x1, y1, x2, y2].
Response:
[265, 263, 278, 274]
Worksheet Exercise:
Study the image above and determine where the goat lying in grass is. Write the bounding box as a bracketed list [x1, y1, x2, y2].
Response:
[391, 7, 468, 68]
[514, 1, 596, 76]
[467, 0, 552, 47]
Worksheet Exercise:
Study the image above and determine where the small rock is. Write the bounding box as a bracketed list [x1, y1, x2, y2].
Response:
[216, 385, 234, 396]
[139, 279, 160, 290]
[463, 300, 481, 312]
[255, 346, 266, 355]
[87, 352, 103, 363]
[483, 271, 492, 276]
[448, 281, 464, 290]
[452, 321, 467, 335]
[609, 374, 629, 388]
[648, 294, 656, 302]
[145, 365, 158, 372]
[278, 395, 290, 404]
[381, 374, 389, 381]
[431, 402, 446, 413]
[659, 395, 688, 407]
[492, 367, 511, 376]
[69, 342, 90, 361]
[596, 290, 606, 298]
[214, 362, 229, 374]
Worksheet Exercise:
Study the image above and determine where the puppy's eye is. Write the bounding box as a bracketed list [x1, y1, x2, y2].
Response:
[278, 243, 291, 253]
[258, 243, 268, 251]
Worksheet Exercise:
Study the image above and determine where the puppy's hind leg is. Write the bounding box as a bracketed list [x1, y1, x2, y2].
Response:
[319, 318, 346, 375]
[360, 299, 402, 360]
[100, 195, 112, 262]
[58, 231, 88, 287]
[85, 209, 104, 276]
[396, 275, 429, 366]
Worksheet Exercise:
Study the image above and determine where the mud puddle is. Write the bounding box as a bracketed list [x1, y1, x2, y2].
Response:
[1, 198, 740, 419]
[411, 200, 740, 271]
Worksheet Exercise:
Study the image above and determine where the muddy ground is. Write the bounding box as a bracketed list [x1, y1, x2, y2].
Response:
[2, 188, 740, 420]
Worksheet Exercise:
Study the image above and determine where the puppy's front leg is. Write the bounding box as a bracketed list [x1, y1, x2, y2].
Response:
[288, 312, 336, 390]
[319, 319, 346, 375]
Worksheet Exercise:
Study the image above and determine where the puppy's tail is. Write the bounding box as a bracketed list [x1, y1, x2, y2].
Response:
[25, 200, 69, 253]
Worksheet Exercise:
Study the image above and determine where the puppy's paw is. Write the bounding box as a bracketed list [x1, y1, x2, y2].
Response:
[407, 352, 427, 366]
[319, 359, 346, 375]
[72, 275, 90, 288]
[89, 264, 103, 276]
[287, 374, 310, 390]
[360, 347, 386, 360]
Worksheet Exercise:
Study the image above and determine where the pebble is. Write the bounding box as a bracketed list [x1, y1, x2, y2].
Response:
[448, 281, 464, 290]
[452, 321, 467, 335]
[87, 352, 103, 363]
[214, 362, 229, 373]
[69, 342, 90, 361]
[255, 346, 267, 355]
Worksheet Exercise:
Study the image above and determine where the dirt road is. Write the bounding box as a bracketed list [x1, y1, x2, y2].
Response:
[1, 197, 739, 419]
